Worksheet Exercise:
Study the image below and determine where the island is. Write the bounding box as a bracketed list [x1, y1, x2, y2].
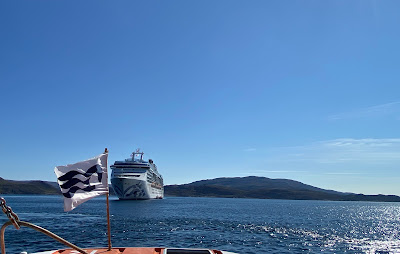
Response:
[1, 176, 399, 202]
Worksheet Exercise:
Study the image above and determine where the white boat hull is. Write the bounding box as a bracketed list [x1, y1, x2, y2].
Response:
[111, 177, 164, 200]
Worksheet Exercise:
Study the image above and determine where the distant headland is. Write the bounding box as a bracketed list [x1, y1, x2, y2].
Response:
[1, 176, 399, 202]
[0, 177, 60, 195]
[165, 176, 400, 202]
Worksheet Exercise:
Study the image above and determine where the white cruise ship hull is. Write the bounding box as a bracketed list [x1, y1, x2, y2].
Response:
[110, 150, 164, 200]
[112, 177, 164, 200]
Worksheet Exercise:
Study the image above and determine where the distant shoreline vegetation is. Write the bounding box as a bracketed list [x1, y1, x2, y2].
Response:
[1, 176, 399, 202]
[0, 177, 60, 195]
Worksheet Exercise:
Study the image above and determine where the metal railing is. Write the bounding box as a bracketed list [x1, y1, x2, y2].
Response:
[0, 197, 88, 254]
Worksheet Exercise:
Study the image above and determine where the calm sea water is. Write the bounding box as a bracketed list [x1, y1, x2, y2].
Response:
[1, 195, 400, 254]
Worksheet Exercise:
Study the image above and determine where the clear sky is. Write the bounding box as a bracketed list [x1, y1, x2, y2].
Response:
[1, 1, 400, 196]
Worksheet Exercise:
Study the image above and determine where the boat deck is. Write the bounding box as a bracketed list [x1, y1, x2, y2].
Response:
[43, 248, 230, 254]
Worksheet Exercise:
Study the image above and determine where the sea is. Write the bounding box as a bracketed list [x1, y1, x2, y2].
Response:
[1, 195, 400, 254]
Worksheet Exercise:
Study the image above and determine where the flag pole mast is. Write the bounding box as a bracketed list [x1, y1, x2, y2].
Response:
[104, 148, 112, 251]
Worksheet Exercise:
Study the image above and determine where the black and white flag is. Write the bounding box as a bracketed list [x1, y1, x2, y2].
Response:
[54, 153, 108, 211]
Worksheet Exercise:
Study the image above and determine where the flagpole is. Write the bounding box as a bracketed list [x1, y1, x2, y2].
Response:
[104, 148, 112, 251]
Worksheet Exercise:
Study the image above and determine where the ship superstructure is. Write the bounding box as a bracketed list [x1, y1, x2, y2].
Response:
[111, 149, 164, 200]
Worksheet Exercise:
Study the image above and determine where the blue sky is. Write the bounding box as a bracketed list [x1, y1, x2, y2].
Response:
[1, 1, 400, 195]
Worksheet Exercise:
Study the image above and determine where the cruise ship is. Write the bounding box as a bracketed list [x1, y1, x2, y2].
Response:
[110, 149, 164, 200]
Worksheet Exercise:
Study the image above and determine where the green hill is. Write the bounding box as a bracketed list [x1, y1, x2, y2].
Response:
[0, 177, 60, 194]
[165, 176, 400, 202]
[2, 176, 399, 202]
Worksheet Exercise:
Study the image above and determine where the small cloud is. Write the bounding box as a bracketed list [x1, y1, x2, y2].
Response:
[320, 138, 400, 148]
[328, 101, 400, 121]
[261, 170, 308, 173]
[243, 148, 256, 152]
[265, 138, 400, 165]
[325, 172, 363, 175]
[241, 170, 309, 175]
